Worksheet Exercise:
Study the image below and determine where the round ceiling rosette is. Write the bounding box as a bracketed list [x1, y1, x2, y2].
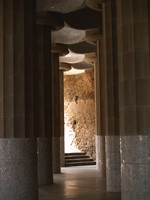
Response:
[52, 24, 85, 45]
[37, 0, 86, 13]
[69, 41, 96, 54]
[72, 61, 93, 70]
[60, 50, 85, 64]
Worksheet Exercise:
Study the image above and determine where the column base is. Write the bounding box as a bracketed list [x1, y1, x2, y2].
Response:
[0, 138, 38, 200]
[121, 136, 150, 200]
[52, 137, 61, 174]
[105, 136, 121, 192]
[96, 135, 106, 179]
[37, 137, 53, 185]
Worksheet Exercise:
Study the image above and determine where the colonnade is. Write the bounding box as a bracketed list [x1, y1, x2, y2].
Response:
[0, 0, 150, 200]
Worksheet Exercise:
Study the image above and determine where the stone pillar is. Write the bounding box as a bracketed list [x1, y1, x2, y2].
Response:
[35, 24, 53, 185]
[102, 1, 121, 192]
[36, 12, 64, 181]
[52, 53, 61, 174]
[51, 44, 68, 173]
[59, 70, 65, 167]
[95, 40, 106, 179]
[0, 0, 38, 199]
[116, 0, 150, 199]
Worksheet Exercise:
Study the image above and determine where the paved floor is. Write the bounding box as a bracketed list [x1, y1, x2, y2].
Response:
[39, 166, 121, 200]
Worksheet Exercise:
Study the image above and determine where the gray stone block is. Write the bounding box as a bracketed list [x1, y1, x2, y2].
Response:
[105, 136, 121, 192]
[122, 192, 150, 200]
[146, 164, 150, 192]
[120, 136, 148, 164]
[37, 137, 53, 185]
[105, 136, 120, 153]
[121, 164, 146, 192]
[0, 138, 38, 200]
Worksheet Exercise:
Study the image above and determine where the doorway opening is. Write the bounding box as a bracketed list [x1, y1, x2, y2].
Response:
[64, 69, 96, 161]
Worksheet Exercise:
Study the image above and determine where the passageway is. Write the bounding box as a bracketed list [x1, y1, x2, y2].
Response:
[39, 166, 121, 200]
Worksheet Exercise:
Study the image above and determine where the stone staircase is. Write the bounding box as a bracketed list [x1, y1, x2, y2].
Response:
[65, 152, 96, 167]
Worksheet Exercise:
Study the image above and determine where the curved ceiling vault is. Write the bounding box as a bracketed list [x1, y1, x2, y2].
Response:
[37, 0, 102, 75]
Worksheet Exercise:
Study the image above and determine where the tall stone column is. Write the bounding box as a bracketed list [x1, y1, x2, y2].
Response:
[102, 1, 121, 192]
[59, 70, 65, 167]
[35, 24, 53, 185]
[116, 0, 150, 199]
[0, 0, 38, 199]
[59, 62, 71, 167]
[36, 13, 64, 182]
[51, 44, 68, 173]
[52, 52, 61, 174]
[85, 28, 106, 179]
[95, 40, 106, 180]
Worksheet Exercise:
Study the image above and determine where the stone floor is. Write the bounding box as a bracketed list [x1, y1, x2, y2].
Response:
[39, 166, 121, 200]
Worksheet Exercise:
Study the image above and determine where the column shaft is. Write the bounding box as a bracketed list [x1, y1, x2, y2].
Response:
[0, 0, 36, 138]
[117, 0, 150, 199]
[52, 53, 61, 173]
[36, 25, 53, 184]
[59, 70, 65, 167]
[103, 0, 121, 192]
[95, 40, 106, 179]
[0, 1, 38, 199]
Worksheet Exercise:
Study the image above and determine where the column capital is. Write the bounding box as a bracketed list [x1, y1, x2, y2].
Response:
[52, 43, 69, 56]
[85, 29, 103, 45]
[37, 11, 64, 31]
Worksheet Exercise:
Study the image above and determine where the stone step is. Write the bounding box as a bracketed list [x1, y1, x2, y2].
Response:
[65, 158, 93, 163]
[65, 152, 86, 156]
[65, 155, 89, 159]
[65, 161, 96, 167]
[65, 152, 96, 167]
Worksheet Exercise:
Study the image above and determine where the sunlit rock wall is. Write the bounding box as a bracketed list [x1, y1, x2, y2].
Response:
[64, 70, 96, 160]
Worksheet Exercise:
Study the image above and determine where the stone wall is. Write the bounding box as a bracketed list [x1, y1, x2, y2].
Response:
[64, 70, 96, 160]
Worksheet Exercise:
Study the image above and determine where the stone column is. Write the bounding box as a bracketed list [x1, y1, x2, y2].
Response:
[36, 13, 64, 182]
[52, 52, 61, 174]
[116, 0, 150, 199]
[95, 40, 106, 179]
[85, 28, 106, 179]
[102, 1, 121, 192]
[0, 0, 38, 199]
[35, 24, 53, 185]
[59, 70, 65, 167]
[51, 44, 68, 173]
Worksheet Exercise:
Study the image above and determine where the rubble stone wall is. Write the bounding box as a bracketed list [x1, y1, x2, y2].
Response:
[64, 70, 96, 160]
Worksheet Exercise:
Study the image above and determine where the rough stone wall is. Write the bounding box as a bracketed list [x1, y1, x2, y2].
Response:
[64, 70, 96, 160]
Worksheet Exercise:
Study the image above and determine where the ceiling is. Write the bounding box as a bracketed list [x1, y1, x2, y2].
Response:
[37, 0, 102, 74]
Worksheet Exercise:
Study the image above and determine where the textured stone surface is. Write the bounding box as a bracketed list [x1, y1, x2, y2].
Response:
[52, 25, 85, 45]
[96, 135, 106, 178]
[120, 136, 148, 164]
[64, 70, 95, 160]
[52, 137, 61, 174]
[0, 138, 38, 200]
[121, 164, 146, 192]
[120, 136, 150, 200]
[72, 62, 94, 70]
[69, 41, 96, 54]
[60, 136, 65, 167]
[105, 136, 121, 192]
[37, 138, 53, 185]
[122, 192, 150, 200]
[60, 50, 84, 64]
[64, 7, 102, 30]
[37, 0, 86, 13]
